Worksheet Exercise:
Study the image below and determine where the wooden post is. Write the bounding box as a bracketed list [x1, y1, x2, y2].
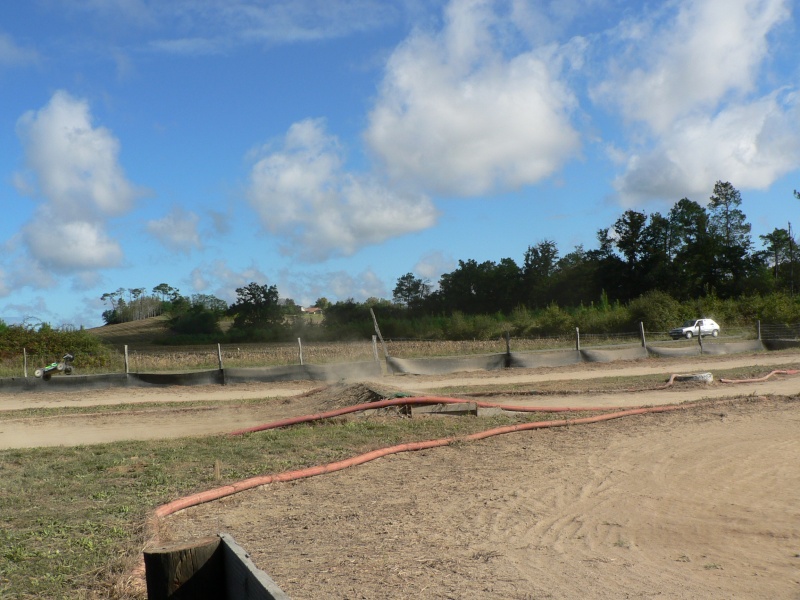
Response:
[217, 344, 223, 370]
[575, 327, 580, 352]
[143, 537, 225, 600]
[124, 345, 129, 374]
[370, 308, 390, 359]
[23, 348, 27, 378]
[757, 319, 761, 341]
[214, 459, 221, 481]
[297, 338, 304, 365]
[372, 335, 379, 362]
[639, 321, 646, 347]
[504, 330, 511, 355]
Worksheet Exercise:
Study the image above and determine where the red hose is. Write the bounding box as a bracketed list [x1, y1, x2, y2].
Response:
[227, 396, 626, 436]
[156, 369, 791, 517]
[719, 369, 799, 383]
[156, 403, 686, 518]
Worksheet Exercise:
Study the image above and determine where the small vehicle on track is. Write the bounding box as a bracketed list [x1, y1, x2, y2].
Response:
[34, 353, 74, 380]
[669, 319, 720, 340]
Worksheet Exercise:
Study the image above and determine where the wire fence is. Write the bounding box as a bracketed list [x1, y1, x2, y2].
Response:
[759, 323, 800, 340]
[0, 321, 790, 378]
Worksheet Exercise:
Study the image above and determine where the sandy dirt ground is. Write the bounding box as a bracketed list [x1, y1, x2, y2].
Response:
[1, 352, 799, 449]
[3, 351, 800, 598]
[162, 396, 800, 600]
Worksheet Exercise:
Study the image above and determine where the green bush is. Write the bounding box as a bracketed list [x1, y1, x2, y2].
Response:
[628, 291, 683, 332]
[758, 292, 800, 324]
[535, 303, 575, 336]
[0, 324, 115, 368]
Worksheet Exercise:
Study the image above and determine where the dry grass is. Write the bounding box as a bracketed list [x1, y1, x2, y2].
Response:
[125, 340, 379, 372]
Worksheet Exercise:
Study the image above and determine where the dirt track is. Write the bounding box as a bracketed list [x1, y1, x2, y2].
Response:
[154, 352, 800, 600]
[4, 351, 800, 598]
[1, 352, 799, 449]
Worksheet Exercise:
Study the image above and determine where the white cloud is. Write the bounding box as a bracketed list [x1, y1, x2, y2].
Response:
[13, 91, 141, 275]
[247, 118, 438, 260]
[365, 0, 581, 196]
[15, 90, 141, 217]
[594, 0, 790, 132]
[147, 207, 202, 253]
[24, 219, 124, 271]
[614, 90, 800, 203]
[593, 0, 798, 204]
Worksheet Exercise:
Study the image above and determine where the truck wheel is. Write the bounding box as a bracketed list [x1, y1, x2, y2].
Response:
[34, 368, 43, 378]
[711, 330, 719, 337]
[685, 331, 693, 339]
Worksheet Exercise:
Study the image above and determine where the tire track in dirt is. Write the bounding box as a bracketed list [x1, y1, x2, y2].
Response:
[162, 397, 800, 599]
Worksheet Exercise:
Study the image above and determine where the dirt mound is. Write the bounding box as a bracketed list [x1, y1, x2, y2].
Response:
[301, 382, 411, 410]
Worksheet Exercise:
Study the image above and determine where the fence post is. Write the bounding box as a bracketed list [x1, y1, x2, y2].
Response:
[370, 308, 390, 359]
[124, 345, 129, 374]
[372, 335, 379, 362]
[217, 344, 223, 370]
[757, 320, 761, 341]
[639, 321, 646, 347]
[297, 338, 304, 365]
[23, 348, 28, 378]
[575, 327, 580, 352]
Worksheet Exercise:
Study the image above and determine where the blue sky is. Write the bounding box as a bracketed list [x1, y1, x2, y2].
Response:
[1, 0, 799, 328]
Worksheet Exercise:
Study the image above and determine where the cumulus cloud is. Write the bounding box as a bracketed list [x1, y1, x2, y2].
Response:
[593, 0, 798, 203]
[614, 90, 800, 204]
[23, 220, 124, 271]
[247, 118, 438, 260]
[594, 0, 790, 132]
[16, 90, 140, 217]
[147, 207, 202, 253]
[365, 0, 581, 196]
[14, 91, 142, 273]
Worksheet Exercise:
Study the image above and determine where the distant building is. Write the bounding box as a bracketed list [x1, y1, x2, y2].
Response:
[301, 306, 323, 314]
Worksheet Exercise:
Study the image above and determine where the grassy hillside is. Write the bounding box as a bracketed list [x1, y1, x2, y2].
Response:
[87, 315, 174, 349]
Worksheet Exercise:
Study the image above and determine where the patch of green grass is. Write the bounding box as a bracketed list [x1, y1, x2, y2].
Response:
[0, 412, 533, 599]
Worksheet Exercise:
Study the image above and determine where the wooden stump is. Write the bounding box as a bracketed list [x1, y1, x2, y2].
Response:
[143, 536, 225, 600]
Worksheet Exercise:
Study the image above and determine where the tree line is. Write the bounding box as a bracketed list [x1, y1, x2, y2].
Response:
[394, 182, 797, 315]
[96, 181, 800, 343]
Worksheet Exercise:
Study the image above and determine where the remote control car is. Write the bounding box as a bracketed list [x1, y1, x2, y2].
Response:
[34, 353, 75, 380]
